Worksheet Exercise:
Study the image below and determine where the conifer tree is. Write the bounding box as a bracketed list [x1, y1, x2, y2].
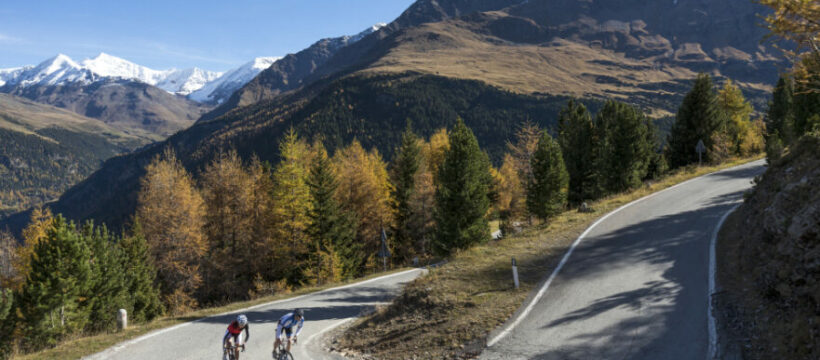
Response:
[557, 100, 597, 203]
[767, 75, 796, 144]
[120, 220, 163, 322]
[17, 216, 91, 348]
[433, 119, 492, 256]
[667, 74, 727, 168]
[594, 101, 653, 194]
[306, 144, 359, 282]
[82, 222, 129, 333]
[390, 124, 421, 263]
[137, 148, 206, 313]
[526, 132, 569, 221]
[270, 129, 313, 284]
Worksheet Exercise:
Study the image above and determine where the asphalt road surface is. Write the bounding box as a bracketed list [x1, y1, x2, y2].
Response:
[87, 269, 424, 360]
[481, 160, 765, 360]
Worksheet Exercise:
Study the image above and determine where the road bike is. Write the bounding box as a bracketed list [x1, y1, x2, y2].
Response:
[272, 333, 295, 360]
[224, 342, 245, 360]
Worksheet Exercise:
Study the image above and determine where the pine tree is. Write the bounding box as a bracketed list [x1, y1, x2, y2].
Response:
[81, 222, 129, 333]
[496, 153, 526, 221]
[667, 74, 727, 168]
[526, 132, 569, 221]
[767, 75, 796, 143]
[433, 119, 492, 256]
[137, 148, 206, 314]
[557, 100, 597, 203]
[120, 220, 163, 322]
[306, 144, 359, 282]
[17, 216, 91, 349]
[270, 129, 313, 284]
[390, 124, 421, 263]
[594, 101, 653, 194]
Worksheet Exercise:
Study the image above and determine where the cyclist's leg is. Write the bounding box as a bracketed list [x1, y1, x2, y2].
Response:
[285, 328, 293, 352]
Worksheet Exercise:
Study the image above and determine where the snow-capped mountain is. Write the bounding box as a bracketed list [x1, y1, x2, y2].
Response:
[0, 53, 224, 97]
[189, 57, 279, 104]
[0, 66, 33, 87]
[348, 23, 387, 43]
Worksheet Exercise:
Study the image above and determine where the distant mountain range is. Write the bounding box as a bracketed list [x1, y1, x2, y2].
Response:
[0, 53, 275, 105]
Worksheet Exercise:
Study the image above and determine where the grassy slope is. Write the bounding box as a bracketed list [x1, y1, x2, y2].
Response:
[357, 14, 772, 118]
[335, 156, 763, 359]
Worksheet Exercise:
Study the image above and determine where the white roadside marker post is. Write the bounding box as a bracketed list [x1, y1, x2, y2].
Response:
[512, 257, 520, 289]
[117, 309, 128, 330]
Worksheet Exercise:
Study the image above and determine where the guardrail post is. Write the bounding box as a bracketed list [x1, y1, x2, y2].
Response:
[512, 257, 520, 289]
[117, 309, 127, 330]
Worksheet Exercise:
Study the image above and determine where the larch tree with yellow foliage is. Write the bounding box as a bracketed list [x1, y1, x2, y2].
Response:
[137, 148, 207, 314]
[199, 150, 257, 301]
[717, 80, 765, 156]
[10, 206, 53, 290]
[270, 129, 313, 284]
[334, 140, 393, 273]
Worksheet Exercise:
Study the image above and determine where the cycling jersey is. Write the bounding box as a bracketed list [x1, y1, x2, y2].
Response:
[275, 312, 304, 339]
[223, 320, 249, 345]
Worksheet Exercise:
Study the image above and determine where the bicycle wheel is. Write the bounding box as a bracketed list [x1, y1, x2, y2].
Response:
[277, 350, 294, 360]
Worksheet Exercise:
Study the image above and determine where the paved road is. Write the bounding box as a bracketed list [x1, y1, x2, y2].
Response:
[481, 161, 765, 360]
[87, 269, 424, 360]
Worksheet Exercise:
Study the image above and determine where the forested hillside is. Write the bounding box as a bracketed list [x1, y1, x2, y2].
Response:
[0, 94, 151, 218]
[0, 73, 593, 234]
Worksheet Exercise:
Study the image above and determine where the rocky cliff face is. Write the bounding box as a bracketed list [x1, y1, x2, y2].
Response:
[717, 134, 820, 360]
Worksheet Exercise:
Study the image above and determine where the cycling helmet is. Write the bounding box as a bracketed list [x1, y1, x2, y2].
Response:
[236, 314, 248, 327]
[294, 308, 304, 318]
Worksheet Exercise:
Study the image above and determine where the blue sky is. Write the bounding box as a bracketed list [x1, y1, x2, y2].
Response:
[0, 0, 414, 71]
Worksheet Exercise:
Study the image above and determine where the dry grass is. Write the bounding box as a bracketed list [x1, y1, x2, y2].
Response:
[335, 155, 763, 359]
[358, 17, 771, 118]
[13, 268, 411, 360]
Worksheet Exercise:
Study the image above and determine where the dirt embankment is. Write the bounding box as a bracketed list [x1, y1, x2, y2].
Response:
[717, 134, 820, 359]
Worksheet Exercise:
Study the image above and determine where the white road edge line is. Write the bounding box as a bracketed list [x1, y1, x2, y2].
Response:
[85, 268, 422, 359]
[708, 204, 740, 360]
[486, 160, 762, 347]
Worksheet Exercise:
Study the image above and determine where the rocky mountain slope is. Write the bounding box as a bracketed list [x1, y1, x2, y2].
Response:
[209, 0, 778, 120]
[716, 133, 819, 360]
[0, 93, 152, 218]
[201, 23, 388, 121]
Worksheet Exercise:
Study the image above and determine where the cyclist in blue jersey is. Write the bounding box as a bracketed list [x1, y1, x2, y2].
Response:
[273, 308, 304, 356]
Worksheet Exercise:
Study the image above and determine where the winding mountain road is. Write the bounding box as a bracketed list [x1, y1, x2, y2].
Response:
[86, 269, 424, 360]
[481, 160, 765, 359]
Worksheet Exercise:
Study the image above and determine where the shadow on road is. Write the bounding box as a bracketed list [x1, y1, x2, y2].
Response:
[528, 193, 748, 359]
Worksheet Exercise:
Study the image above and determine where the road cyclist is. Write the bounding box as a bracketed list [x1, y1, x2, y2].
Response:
[272, 308, 304, 359]
[223, 314, 250, 360]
